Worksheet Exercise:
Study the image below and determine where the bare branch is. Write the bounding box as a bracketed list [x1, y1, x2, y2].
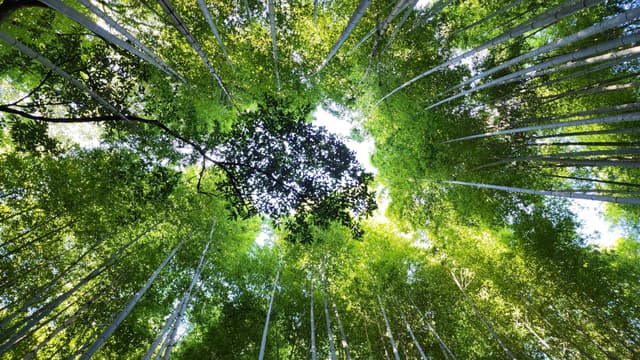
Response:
[9, 72, 53, 106]
[196, 157, 215, 197]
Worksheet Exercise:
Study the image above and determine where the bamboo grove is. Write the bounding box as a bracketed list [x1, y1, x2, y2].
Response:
[0, 0, 639, 358]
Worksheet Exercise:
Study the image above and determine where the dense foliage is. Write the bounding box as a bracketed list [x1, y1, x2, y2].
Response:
[0, 0, 639, 359]
[213, 97, 376, 225]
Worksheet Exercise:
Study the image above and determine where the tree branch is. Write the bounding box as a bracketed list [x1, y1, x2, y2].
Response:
[10, 101, 72, 108]
[0, 104, 253, 206]
[0, 104, 205, 155]
[214, 160, 251, 209]
[196, 157, 215, 197]
[9, 71, 53, 106]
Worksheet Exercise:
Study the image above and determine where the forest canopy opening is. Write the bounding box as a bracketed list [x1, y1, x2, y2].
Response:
[0, 0, 639, 359]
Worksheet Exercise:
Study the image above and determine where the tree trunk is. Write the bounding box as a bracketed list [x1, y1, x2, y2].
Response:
[375, 314, 392, 360]
[538, 58, 640, 100]
[427, 33, 640, 110]
[243, 0, 252, 24]
[541, 158, 640, 169]
[156, 0, 231, 99]
[154, 323, 174, 360]
[409, 299, 456, 359]
[443, 180, 640, 205]
[321, 259, 337, 360]
[0, 215, 55, 249]
[475, 7, 529, 40]
[22, 270, 127, 360]
[489, 50, 640, 108]
[444, 7, 640, 97]
[268, 0, 281, 92]
[258, 262, 282, 360]
[0, 205, 35, 225]
[160, 305, 182, 360]
[0, 290, 77, 353]
[1, 240, 82, 293]
[163, 220, 217, 359]
[75, 0, 183, 80]
[349, 1, 402, 54]
[526, 141, 640, 147]
[23, 306, 81, 358]
[377, 294, 401, 360]
[0, 221, 157, 344]
[533, 307, 598, 360]
[516, 49, 640, 102]
[377, 0, 602, 105]
[523, 320, 551, 351]
[69, 327, 100, 360]
[542, 82, 640, 104]
[517, 102, 640, 127]
[332, 300, 352, 360]
[450, 0, 524, 38]
[39, 0, 178, 80]
[145, 301, 180, 360]
[78, 232, 190, 360]
[427, 319, 455, 359]
[314, 0, 372, 75]
[145, 218, 216, 360]
[313, 0, 319, 26]
[476, 148, 640, 170]
[542, 174, 640, 189]
[379, 0, 419, 57]
[396, 303, 427, 360]
[350, 26, 377, 54]
[553, 189, 640, 196]
[0, 222, 99, 327]
[451, 272, 516, 359]
[197, 0, 233, 68]
[532, 126, 640, 140]
[563, 296, 638, 356]
[2, 220, 73, 258]
[310, 280, 317, 360]
[363, 0, 411, 79]
[557, 309, 621, 360]
[444, 112, 640, 143]
[533, 45, 640, 84]
[0, 229, 141, 355]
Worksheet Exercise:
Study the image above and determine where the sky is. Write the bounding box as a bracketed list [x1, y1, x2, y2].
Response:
[48, 122, 103, 148]
[312, 106, 376, 174]
[571, 200, 624, 248]
[415, 0, 436, 11]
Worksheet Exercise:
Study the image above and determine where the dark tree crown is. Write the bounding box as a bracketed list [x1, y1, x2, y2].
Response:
[214, 97, 376, 241]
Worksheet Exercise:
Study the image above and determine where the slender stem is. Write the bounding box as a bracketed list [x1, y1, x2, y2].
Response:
[258, 262, 282, 360]
[322, 259, 337, 360]
[377, 294, 400, 360]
